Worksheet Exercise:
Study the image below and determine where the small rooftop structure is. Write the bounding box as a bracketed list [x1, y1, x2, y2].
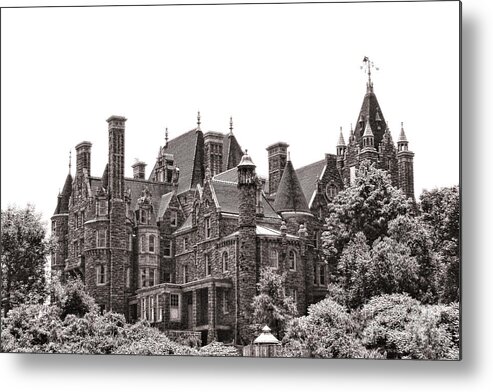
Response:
[253, 325, 280, 345]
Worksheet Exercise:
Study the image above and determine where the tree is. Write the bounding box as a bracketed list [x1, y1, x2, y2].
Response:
[250, 267, 298, 340]
[359, 294, 459, 359]
[420, 186, 460, 303]
[282, 298, 381, 359]
[322, 161, 411, 272]
[1, 205, 50, 317]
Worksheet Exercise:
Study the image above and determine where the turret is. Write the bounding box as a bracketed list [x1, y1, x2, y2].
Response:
[236, 151, 258, 344]
[336, 126, 346, 171]
[359, 117, 378, 164]
[132, 160, 147, 179]
[396, 122, 415, 200]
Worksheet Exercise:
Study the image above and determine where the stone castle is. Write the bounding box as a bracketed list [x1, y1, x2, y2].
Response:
[51, 72, 414, 345]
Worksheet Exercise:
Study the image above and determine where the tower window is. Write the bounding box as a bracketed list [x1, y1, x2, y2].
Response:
[96, 200, 107, 216]
[96, 229, 107, 248]
[140, 209, 147, 224]
[148, 235, 155, 253]
[205, 254, 212, 276]
[222, 251, 229, 272]
[205, 217, 211, 239]
[170, 211, 178, 227]
[325, 184, 338, 199]
[96, 264, 107, 285]
[289, 250, 297, 271]
[163, 239, 172, 257]
[140, 235, 146, 253]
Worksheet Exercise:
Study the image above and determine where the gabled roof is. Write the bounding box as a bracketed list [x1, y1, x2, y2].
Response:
[148, 128, 204, 194]
[54, 173, 73, 214]
[211, 178, 279, 219]
[274, 160, 310, 213]
[174, 214, 193, 235]
[354, 87, 387, 148]
[295, 159, 326, 206]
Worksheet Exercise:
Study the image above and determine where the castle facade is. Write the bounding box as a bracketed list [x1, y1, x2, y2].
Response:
[51, 77, 414, 345]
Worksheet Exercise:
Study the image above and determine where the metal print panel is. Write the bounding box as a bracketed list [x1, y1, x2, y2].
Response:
[1, 1, 460, 360]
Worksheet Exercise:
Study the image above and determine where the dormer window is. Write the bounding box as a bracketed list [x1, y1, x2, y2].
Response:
[170, 211, 178, 227]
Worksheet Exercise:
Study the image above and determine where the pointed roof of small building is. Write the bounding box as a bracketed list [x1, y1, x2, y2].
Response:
[55, 173, 73, 214]
[274, 159, 310, 213]
[398, 122, 408, 142]
[337, 127, 346, 146]
[363, 117, 374, 137]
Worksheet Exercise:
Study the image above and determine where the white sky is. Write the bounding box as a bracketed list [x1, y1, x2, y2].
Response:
[1, 1, 460, 227]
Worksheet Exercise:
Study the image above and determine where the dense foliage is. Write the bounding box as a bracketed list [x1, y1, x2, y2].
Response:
[250, 267, 298, 339]
[281, 294, 459, 360]
[1, 205, 50, 317]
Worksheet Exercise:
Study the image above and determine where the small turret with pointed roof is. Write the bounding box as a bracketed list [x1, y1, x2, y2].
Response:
[397, 121, 409, 151]
[336, 126, 346, 157]
[396, 121, 415, 201]
[273, 153, 310, 214]
[362, 117, 375, 149]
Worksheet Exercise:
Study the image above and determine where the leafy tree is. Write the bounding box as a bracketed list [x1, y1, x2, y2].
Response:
[335, 232, 419, 308]
[198, 341, 240, 357]
[322, 161, 411, 272]
[282, 298, 381, 359]
[420, 186, 460, 303]
[250, 267, 298, 340]
[1, 205, 51, 316]
[359, 294, 459, 359]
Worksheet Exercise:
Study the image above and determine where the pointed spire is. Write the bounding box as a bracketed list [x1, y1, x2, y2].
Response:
[273, 159, 310, 213]
[287, 151, 291, 161]
[197, 110, 201, 129]
[165, 127, 169, 147]
[229, 116, 233, 134]
[363, 117, 374, 137]
[337, 126, 346, 146]
[398, 121, 408, 142]
[68, 150, 72, 174]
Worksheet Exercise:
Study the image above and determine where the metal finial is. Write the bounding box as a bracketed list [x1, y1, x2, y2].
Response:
[69, 150, 72, 174]
[287, 151, 291, 161]
[229, 116, 233, 133]
[362, 56, 379, 91]
[197, 111, 201, 128]
[165, 127, 169, 146]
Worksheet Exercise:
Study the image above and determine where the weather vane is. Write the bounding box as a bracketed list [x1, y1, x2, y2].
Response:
[361, 56, 380, 89]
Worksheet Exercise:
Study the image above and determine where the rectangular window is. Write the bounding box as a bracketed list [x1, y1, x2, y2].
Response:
[205, 254, 211, 276]
[96, 229, 107, 248]
[270, 249, 279, 269]
[289, 250, 297, 271]
[183, 237, 188, 252]
[140, 268, 147, 288]
[157, 295, 163, 322]
[149, 269, 155, 287]
[74, 212, 79, 229]
[148, 235, 155, 253]
[97, 200, 107, 216]
[183, 265, 188, 283]
[150, 296, 155, 322]
[170, 211, 178, 227]
[314, 265, 318, 285]
[320, 264, 326, 286]
[222, 290, 229, 314]
[163, 239, 171, 257]
[96, 264, 107, 285]
[170, 293, 180, 321]
[52, 221, 57, 235]
[205, 217, 211, 239]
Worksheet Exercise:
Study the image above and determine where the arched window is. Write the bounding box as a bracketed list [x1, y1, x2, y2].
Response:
[325, 183, 338, 199]
[222, 251, 229, 272]
[289, 250, 297, 271]
[140, 209, 147, 224]
[148, 235, 155, 253]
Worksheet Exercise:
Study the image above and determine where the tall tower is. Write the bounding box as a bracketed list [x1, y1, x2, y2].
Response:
[75, 141, 92, 177]
[397, 122, 415, 201]
[107, 115, 127, 314]
[336, 126, 346, 172]
[237, 151, 258, 344]
[266, 142, 289, 196]
[359, 117, 378, 164]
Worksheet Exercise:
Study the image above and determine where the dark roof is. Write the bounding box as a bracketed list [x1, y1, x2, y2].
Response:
[125, 178, 167, 213]
[223, 133, 243, 171]
[213, 167, 238, 183]
[175, 214, 193, 234]
[157, 192, 174, 218]
[148, 128, 204, 194]
[101, 164, 108, 189]
[295, 159, 326, 206]
[353, 87, 387, 149]
[211, 179, 279, 219]
[273, 160, 310, 213]
[54, 173, 73, 214]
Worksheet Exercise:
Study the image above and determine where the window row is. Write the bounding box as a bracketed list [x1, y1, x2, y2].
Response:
[74, 210, 86, 229]
[266, 248, 298, 271]
[140, 295, 164, 323]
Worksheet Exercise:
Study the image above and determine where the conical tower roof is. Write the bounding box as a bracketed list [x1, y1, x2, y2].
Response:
[337, 127, 346, 146]
[354, 85, 386, 148]
[273, 158, 310, 213]
[363, 117, 374, 137]
[398, 122, 408, 142]
[101, 164, 109, 189]
[57, 173, 73, 214]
